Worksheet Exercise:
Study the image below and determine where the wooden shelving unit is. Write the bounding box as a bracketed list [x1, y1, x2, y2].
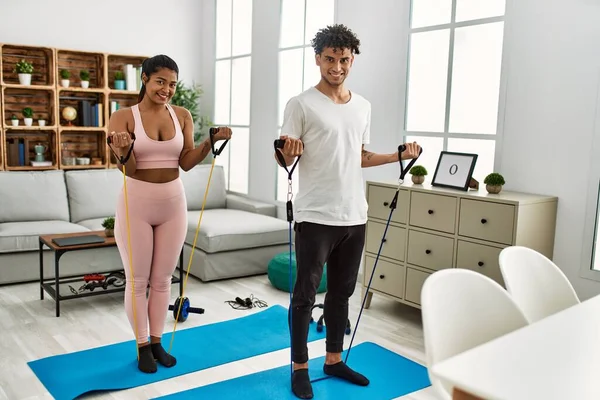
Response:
[0, 43, 147, 171]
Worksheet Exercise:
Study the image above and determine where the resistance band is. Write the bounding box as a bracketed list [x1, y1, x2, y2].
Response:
[108, 128, 229, 358]
[273, 140, 422, 381]
[273, 139, 301, 380]
[168, 128, 229, 353]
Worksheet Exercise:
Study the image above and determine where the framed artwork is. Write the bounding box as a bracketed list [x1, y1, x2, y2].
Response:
[431, 151, 478, 191]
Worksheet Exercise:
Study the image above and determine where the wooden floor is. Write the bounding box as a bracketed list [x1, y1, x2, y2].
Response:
[0, 272, 439, 400]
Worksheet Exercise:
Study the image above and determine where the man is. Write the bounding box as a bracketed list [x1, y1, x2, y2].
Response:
[275, 24, 420, 399]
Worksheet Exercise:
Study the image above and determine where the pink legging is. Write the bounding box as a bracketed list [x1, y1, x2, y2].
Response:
[114, 176, 187, 344]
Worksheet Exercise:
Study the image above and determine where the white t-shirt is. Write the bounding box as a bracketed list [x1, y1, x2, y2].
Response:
[280, 86, 371, 226]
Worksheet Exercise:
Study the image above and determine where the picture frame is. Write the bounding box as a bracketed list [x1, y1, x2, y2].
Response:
[431, 151, 478, 191]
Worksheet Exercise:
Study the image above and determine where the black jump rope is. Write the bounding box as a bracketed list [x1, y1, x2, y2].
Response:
[274, 138, 422, 382]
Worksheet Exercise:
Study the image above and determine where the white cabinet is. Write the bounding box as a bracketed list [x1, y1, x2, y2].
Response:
[362, 181, 558, 309]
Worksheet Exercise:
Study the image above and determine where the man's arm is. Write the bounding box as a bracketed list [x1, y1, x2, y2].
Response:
[361, 145, 398, 168]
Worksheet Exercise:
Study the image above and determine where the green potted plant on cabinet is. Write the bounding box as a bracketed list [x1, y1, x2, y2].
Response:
[11, 114, 19, 127]
[170, 81, 213, 153]
[80, 70, 90, 88]
[102, 216, 115, 237]
[484, 172, 505, 194]
[14, 60, 34, 85]
[409, 165, 428, 184]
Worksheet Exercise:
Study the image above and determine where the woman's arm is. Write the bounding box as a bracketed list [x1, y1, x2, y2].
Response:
[108, 109, 137, 176]
[178, 108, 212, 171]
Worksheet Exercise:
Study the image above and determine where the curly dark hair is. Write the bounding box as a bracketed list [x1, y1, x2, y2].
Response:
[311, 24, 361, 55]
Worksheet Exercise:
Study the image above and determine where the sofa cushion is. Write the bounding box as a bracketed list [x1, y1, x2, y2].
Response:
[77, 218, 108, 231]
[65, 169, 123, 223]
[185, 209, 289, 253]
[0, 221, 90, 253]
[180, 165, 227, 210]
[0, 171, 70, 223]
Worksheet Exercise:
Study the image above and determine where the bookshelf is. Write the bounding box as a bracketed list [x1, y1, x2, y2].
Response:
[0, 43, 146, 171]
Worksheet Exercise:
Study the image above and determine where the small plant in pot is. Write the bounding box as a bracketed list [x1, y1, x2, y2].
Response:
[60, 69, 70, 87]
[114, 71, 125, 90]
[409, 165, 428, 184]
[14, 59, 33, 85]
[38, 116, 46, 127]
[484, 173, 505, 194]
[80, 69, 90, 88]
[10, 114, 19, 127]
[22, 107, 33, 127]
[102, 216, 115, 237]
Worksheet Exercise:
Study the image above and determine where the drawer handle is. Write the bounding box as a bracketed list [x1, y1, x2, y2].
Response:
[383, 202, 389, 206]
[379, 274, 385, 279]
[425, 249, 431, 254]
[481, 218, 487, 224]
[478, 261, 484, 267]
[428, 209, 434, 214]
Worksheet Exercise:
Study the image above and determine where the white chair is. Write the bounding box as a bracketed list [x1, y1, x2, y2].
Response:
[499, 246, 580, 324]
[421, 268, 529, 400]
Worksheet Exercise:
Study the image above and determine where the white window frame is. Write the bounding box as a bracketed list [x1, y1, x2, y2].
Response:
[213, 0, 252, 195]
[579, 69, 600, 282]
[402, 0, 508, 175]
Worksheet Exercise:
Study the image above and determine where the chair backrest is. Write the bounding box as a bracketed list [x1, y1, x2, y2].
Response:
[499, 246, 580, 323]
[421, 268, 529, 399]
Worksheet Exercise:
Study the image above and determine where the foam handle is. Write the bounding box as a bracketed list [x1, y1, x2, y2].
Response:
[275, 139, 285, 149]
[210, 127, 218, 135]
[398, 144, 406, 153]
[188, 306, 204, 314]
[107, 132, 136, 145]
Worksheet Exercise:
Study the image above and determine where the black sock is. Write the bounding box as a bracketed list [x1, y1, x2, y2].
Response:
[291, 369, 313, 399]
[323, 361, 369, 386]
[151, 342, 177, 367]
[137, 344, 157, 373]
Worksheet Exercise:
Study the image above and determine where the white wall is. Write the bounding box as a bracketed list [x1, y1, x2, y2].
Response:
[0, 0, 203, 85]
[498, 0, 600, 300]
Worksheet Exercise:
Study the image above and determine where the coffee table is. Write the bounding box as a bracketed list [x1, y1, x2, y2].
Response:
[39, 230, 183, 317]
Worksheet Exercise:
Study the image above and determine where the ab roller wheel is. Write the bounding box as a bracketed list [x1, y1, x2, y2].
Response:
[168, 296, 204, 322]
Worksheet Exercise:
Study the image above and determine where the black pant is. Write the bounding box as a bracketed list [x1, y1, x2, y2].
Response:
[290, 221, 366, 364]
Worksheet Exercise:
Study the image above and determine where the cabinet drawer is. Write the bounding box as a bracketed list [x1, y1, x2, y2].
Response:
[407, 230, 454, 271]
[459, 199, 515, 245]
[363, 256, 405, 298]
[409, 192, 457, 234]
[456, 240, 504, 286]
[367, 185, 409, 224]
[366, 221, 406, 262]
[404, 267, 430, 305]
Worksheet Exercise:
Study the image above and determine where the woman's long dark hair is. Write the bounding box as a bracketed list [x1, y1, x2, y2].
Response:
[137, 54, 179, 103]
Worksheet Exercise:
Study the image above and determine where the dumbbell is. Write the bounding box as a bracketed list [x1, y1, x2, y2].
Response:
[168, 296, 204, 322]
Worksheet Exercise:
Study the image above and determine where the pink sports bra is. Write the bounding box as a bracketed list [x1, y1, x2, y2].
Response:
[131, 104, 184, 169]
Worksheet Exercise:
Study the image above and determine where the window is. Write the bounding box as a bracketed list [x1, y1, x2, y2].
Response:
[276, 0, 335, 202]
[214, 0, 253, 194]
[404, 0, 506, 183]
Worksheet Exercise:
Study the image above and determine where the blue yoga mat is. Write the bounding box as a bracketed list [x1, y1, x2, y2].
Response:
[27, 305, 325, 400]
[153, 341, 431, 400]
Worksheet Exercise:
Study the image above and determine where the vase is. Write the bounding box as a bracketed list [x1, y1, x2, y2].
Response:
[114, 80, 125, 90]
[105, 228, 114, 237]
[61, 79, 70, 88]
[486, 184, 502, 194]
[412, 175, 425, 184]
[81, 80, 89, 88]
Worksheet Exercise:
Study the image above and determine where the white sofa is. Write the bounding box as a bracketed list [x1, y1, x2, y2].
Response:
[0, 165, 289, 285]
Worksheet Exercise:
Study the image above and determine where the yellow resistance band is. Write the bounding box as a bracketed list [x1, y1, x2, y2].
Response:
[168, 154, 217, 354]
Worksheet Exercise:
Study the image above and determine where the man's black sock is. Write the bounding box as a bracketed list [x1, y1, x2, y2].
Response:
[291, 369, 313, 399]
[138, 344, 157, 373]
[151, 342, 177, 367]
[323, 361, 369, 386]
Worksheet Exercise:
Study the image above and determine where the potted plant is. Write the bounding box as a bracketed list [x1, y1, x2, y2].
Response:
[102, 216, 115, 237]
[484, 172, 505, 194]
[170, 81, 213, 152]
[409, 165, 428, 184]
[10, 114, 19, 127]
[60, 69, 70, 87]
[114, 71, 125, 90]
[22, 107, 33, 127]
[38, 116, 46, 127]
[14, 59, 33, 85]
[80, 69, 90, 88]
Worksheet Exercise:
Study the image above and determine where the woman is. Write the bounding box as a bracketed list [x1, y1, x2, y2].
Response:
[108, 54, 232, 373]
